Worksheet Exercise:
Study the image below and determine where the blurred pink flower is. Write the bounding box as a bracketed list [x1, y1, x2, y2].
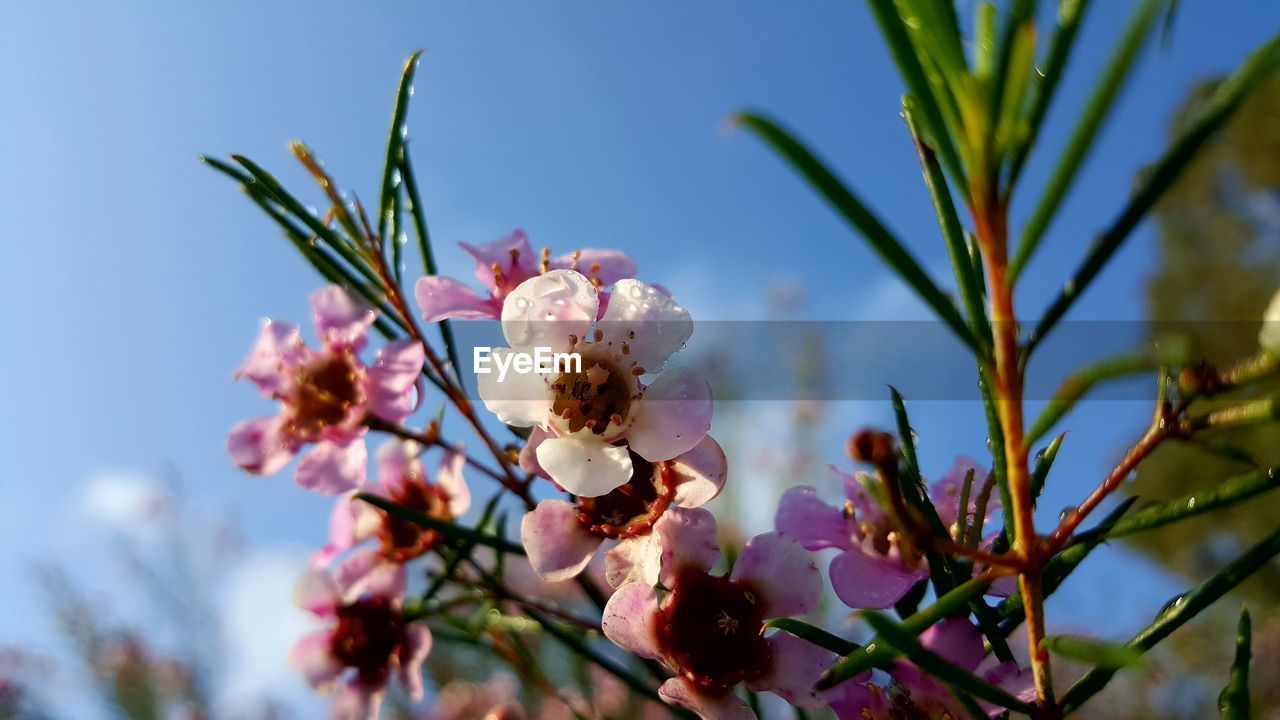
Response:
[227, 286, 424, 494]
[602, 508, 829, 719]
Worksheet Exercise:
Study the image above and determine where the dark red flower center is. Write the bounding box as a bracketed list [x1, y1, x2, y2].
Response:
[576, 454, 675, 539]
[551, 357, 632, 435]
[379, 476, 452, 562]
[654, 567, 771, 693]
[330, 597, 405, 687]
[287, 351, 363, 439]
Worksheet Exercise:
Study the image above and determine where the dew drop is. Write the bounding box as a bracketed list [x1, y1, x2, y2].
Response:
[1058, 505, 1076, 521]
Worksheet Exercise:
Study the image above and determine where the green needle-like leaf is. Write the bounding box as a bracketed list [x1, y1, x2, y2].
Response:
[1060, 525, 1280, 714]
[1026, 350, 1181, 446]
[354, 493, 525, 555]
[1042, 635, 1143, 670]
[378, 51, 423, 246]
[861, 611, 1037, 714]
[1027, 433, 1064, 502]
[735, 112, 980, 356]
[763, 618, 861, 656]
[1011, 0, 1163, 281]
[1220, 607, 1251, 720]
[1028, 32, 1280, 353]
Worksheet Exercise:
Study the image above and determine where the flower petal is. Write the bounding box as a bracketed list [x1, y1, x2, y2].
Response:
[520, 500, 602, 582]
[604, 534, 661, 588]
[627, 367, 713, 462]
[655, 506, 721, 587]
[731, 531, 822, 618]
[749, 631, 837, 708]
[399, 624, 432, 701]
[775, 486, 854, 552]
[929, 456, 993, 532]
[227, 416, 296, 476]
[311, 490, 359, 567]
[234, 320, 304, 396]
[334, 679, 383, 720]
[476, 347, 551, 427]
[500, 269, 598, 352]
[601, 582, 662, 660]
[366, 340, 425, 423]
[920, 617, 984, 672]
[462, 230, 538, 293]
[518, 426, 554, 479]
[669, 435, 728, 508]
[598, 279, 692, 373]
[981, 661, 1036, 716]
[296, 438, 368, 494]
[438, 445, 471, 518]
[289, 630, 342, 689]
[535, 436, 633, 497]
[310, 285, 376, 350]
[658, 678, 755, 720]
[414, 275, 499, 322]
[828, 548, 929, 610]
[550, 248, 637, 286]
[293, 567, 341, 616]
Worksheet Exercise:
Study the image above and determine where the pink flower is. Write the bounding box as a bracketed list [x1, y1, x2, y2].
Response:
[227, 286, 425, 494]
[602, 507, 830, 719]
[413, 230, 637, 322]
[520, 435, 727, 585]
[313, 440, 470, 570]
[289, 562, 430, 719]
[477, 269, 710, 497]
[775, 458, 1000, 610]
[825, 618, 1034, 719]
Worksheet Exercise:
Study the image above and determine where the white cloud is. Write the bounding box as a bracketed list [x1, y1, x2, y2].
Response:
[77, 470, 166, 537]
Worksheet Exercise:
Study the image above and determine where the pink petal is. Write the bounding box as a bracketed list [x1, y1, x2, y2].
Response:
[828, 548, 929, 610]
[825, 682, 880, 720]
[414, 275, 500, 322]
[234, 320, 304, 396]
[312, 491, 359, 566]
[500, 269, 598, 352]
[438, 445, 471, 517]
[334, 679, 383, 720]
[366, 340, 425, 423]
[731, 531, 822, 618]
[520, 500, 602, 582]
[226, 415, 296, 476]
[293, 568, 341, 616]
[669, 435, 728, 508]
[550, 248, 637, 286]
[296, 438, 368, 494]
[600, 582, 662, 660]
[289, 630, 342, 689]
[461, 230, 538, 293]
[749, 631, 837, 709]
[399, 624, 432, 700]
[981, 661, 1036, 716]
[920, 617, 984, 672]
[310, 285, 376, 350]
[535, 436, 632, 497]
[598, 279, 692, 373]
[604, 534, 661, 588]
[930, 456, 989, 531]
[475, 347, 551, 427]
[655, 506, 721, 587]
[373, 439, 417, 495]
[518, 426, 554, 479]
[658, 678, 755, 720]
[775, 486, 854, 552]
[627, 367, 712, 462]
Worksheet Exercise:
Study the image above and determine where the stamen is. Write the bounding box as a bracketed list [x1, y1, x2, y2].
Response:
[491, 262, 506, 289]
[716, 610, 740, 635]
[539, 247, 550, 274]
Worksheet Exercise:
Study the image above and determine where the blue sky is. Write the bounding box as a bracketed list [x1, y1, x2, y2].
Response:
[2, 1, 1278, 715]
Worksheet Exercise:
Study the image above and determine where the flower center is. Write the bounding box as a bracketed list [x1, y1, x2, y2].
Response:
[654, 568, 771, 693]
[287, 351, 363, 439]
[379, 476, 453, 562]
[880, 681, 960, 720]
[575, 454, 675, 538]
[330, 597, 405, 687]
[550, 353, 633, 436]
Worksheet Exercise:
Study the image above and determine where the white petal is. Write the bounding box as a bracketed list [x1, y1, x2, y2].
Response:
[535, 436, 633, 497]
[670, 435, 728, 508]
[604, 534, 661, 588]
[627, 367, 713, 461]
[598, 279, 692, 372]
[501, 269, 598, 352]
[476, 347, 550, 427]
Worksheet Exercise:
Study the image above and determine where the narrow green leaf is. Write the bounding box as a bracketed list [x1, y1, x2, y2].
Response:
[1028, 433, 1065, 502]
[378, 51, 423, 245]
[861, 611, 1037, 714]
[1075, 468, 1280, 543]
[974, 2, 997, 77]
[1011, 0, 1163, 280]
[980, 366, 1016, 545]
[1220, 606, 1251, 720]
[1028, 32, 1280, 353]
[818, 574, 993, 688]
[735, 112, 980, 356]
[1026, 350, 1177, 446]
[1060, 525, 1280, 713]
[763, 618, 861, 656]
[1043, 635, 1143, 669]
[984, 0, 1034, 172]
[891, 387, 959, 595]
[354, 493, 525, 556]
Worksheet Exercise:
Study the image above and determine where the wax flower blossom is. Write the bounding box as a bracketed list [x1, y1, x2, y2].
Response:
[227, 286, 425, 494]
[414, 230, 637, 322]
[312, 439, 470, 571]
[520, 435, 727, 585]
[603, 507, 833, 719]
[826, 618, 1034, 719]
[290, 562, 430, 720]
[776, 457, 999, 609]
[477, 268, 711, 497]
